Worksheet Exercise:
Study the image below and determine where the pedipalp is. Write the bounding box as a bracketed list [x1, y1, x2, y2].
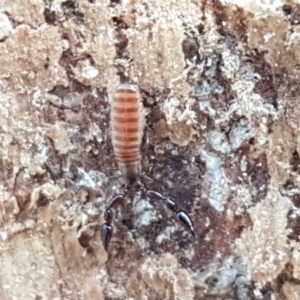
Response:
[100, 193, 126, 251]
[147, 190, 195, 238]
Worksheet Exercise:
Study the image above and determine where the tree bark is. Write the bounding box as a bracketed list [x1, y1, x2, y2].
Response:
[0, 0, 299, 299]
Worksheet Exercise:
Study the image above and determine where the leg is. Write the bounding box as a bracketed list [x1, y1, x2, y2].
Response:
[100, 193, 126, 251]
[147, 190, 195, 237]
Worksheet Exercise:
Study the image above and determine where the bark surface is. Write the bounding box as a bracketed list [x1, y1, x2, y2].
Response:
[0, 0, 299, 299]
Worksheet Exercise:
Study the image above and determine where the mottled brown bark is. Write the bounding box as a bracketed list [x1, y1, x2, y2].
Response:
[0, 0, 300, 299]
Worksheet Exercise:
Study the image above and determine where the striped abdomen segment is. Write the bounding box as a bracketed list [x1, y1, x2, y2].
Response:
[110, 84, 145, 184]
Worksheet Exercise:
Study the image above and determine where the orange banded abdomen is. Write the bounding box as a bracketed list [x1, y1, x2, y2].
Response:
[110, 84, 145, 184]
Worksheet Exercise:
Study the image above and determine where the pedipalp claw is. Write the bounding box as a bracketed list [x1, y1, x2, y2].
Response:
[176, 210, 195, 238]
[101, 223, 113, 251]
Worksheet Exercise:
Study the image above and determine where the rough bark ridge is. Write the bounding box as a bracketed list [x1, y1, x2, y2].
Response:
[0, 0, 299, 299]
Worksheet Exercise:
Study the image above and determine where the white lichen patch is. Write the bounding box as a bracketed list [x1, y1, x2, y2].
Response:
[127, 11, 185, 91]
[290, 241, 300, 280]
[77, 168, 109, 190]
[134, 198, 156, 229]
[194, 257, 250, 295]
[0, 24, 67, 90]
[229, 184, 253, 215]
[163, 97, 196, 126]
[1, 0, 45, 27]
[209, 130, 231, 153]
[224, 0, 284, 14]
[221, 50, 240, 80]
[0, 186, 20, 224]
[0, 12, 12, 40]
[141, 253, 195, 300]
[231, 79, 275, 120]
[154, 118, 197, 146]
[205, 268, 238, 294]
[72, 59, 100, 84]
[267, 117, 295, 185]
[156, 225, 176, 245]
[77, 1, 119, 94]
[229, 118, 252, 150]
[46, 123, 73, 155]
[125, 0, 201, 93]
[81, 65, 99, 80]
[236, 188, 291, 282]
[0, 234, 60, 299]
[200, 150, 229, 212]
[30, 183, 64, 209]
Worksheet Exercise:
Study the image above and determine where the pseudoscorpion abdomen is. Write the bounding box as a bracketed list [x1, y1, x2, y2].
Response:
[110, 83, 145, 184]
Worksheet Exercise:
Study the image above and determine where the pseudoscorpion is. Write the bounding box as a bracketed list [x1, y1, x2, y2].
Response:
[100, 83, 195, 251]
